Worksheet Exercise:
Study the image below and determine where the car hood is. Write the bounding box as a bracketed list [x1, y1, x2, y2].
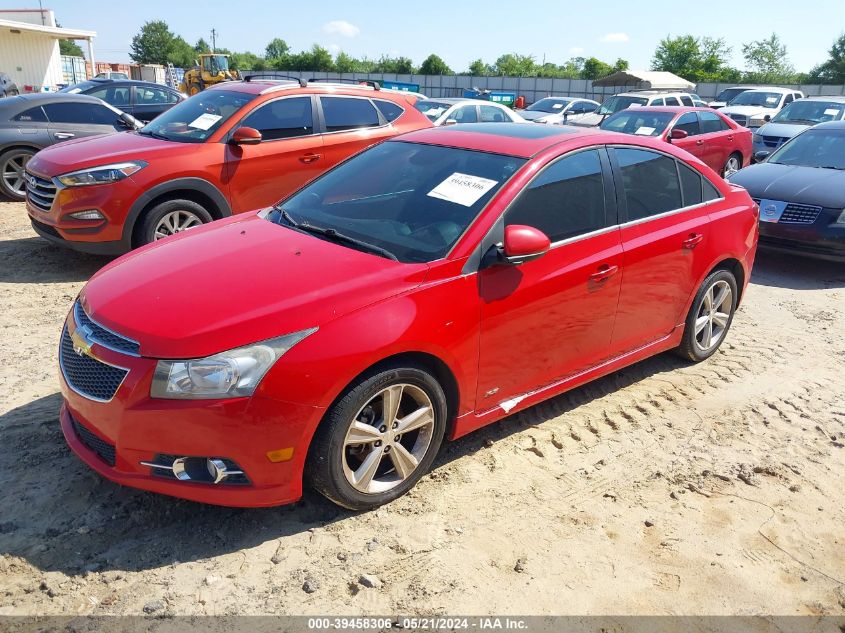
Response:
[755, 122, 808, 138]
[720, 105, 774, 118]
[25, 131, 193, 176]
[569, 112, 603, 127]
[520, 110, 557, 122]
[81, 213, 430, 359]
[728, 163, 845, 209]
[708, 101, 727, 108]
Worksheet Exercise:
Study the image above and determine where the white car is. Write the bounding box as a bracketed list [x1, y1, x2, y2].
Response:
[574, 90, 698, 127]
[518, 97, 599, 125]
[414, 98, 526, 126]
[719, 87, 805, 129]
[708, 86, 756, 109]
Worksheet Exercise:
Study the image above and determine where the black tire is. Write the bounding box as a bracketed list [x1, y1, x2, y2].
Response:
[137, 198, 213, 247]
[306, 364, 448, 511]
[676, 269, 738, 362]
[0, 147, 35, 201]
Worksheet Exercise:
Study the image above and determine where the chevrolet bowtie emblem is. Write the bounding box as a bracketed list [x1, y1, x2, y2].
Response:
[70, 324, 94, 357]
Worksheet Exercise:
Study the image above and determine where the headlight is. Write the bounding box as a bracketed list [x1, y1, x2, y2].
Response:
[57, 161, 146, 187]
[836, 209, 845, 224]
[150, 328, 317, 399]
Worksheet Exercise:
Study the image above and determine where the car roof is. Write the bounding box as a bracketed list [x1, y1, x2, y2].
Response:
[617, 90, 690, 97]
[742, 87, 798, 94]
[2, 92, 104, 105]
[622, 106, 718, 114]
[803, 95, 845, 103]
[394, 122, 604, 158]
[75, 78, 178, 90]
[206, 79, 415, 99]
[810, 120, 845, 130]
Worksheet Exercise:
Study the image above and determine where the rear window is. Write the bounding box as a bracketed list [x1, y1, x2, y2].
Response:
[43, 101, 118, 125]
[320, 96, 380, 132]
[373, 99, 404, 122]
[13, 106, 47, 123]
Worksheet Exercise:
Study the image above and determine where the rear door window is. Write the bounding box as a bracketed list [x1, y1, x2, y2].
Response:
[320, 96, 381, 132]
[240, 96, 314, 140]
[679, 95, 694, 106]
[480, 105, 507, 122]
[699, 111, 728, 134]
[43, 102, 118, 125]
[664, 96, 680, 106]
[613, 147, 683, 221]
[451, 105, 478, 123]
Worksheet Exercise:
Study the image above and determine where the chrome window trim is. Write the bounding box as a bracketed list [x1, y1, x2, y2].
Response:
[617, 198, 723, 229]
[74, 301, 141, 357]
[59, 327, 130, 404]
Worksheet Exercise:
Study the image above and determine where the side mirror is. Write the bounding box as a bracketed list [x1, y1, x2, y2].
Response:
[668, 128, 688, 142]
[443, 118, 458, 126]
[498, 225, 550, 265]
[754, 150, 770, 163]
[763, 114, 771, 122]
[229, 126, 262, 145]
[119, 112, 140, 129]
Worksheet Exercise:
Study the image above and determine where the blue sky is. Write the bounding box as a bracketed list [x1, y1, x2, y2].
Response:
[27, 0, 844, 72]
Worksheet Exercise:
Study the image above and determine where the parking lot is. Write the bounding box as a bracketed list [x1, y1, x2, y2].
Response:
[1, 199, 843, 615]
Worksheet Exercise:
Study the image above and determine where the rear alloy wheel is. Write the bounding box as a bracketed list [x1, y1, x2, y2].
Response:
[138, 199, 213, 246]
[722, 153, 742, 178]
[676, 269, 738, 362]
[0, 148, 34, 200]
[307, 366, 447, 510]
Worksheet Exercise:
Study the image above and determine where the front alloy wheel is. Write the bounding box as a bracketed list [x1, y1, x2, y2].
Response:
[307, 366, 447, 510]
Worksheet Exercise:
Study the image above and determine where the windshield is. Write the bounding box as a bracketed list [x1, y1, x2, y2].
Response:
[600, 110, 675, 137]
[730, 91, 783, 108]
[414, 101, 451, 120]
[138, 89, 254, 143]
[526, 98, 572, 113]
[716, 88, 748, 103]
[597, 95, 648, 116]
[768, 129, 845, 170]
[58, 81, 100, 94]
[772, 100, 845, 125]
[203, 55, 230, 73]
[269, 141, 526, 263]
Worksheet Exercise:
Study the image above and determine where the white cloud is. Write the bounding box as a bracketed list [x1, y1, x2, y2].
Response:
[322, 20, 360, 38]
[598, 32, 629, 43]
[569, 46, 584, 55]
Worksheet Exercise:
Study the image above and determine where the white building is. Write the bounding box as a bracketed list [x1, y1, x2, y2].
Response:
[0, 9, 95, 91]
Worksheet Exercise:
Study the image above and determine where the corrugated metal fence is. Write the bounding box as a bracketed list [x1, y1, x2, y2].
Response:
[245, 70, 845, 103]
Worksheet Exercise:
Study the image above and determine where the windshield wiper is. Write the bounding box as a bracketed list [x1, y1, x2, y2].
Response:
[273, 207, 398, 261]
[820, 165, 845, 171]
[138, 128, 169, 141]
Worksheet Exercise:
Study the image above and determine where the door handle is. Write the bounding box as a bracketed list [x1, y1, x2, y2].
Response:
[727, 135, 733, 141]
[589, 264, 619, 282]
[54, 132, 75, 139]
[299, 153, 322, 164]
[695, 140, 704, 145]
[683, 233, 705, 249]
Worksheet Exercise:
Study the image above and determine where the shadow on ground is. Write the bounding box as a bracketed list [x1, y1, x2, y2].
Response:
[0, 237, 107, 283]
[750, 249, 845, 291]
[0, 351, 687, 577]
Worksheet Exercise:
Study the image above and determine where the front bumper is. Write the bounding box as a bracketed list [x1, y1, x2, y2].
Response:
[758, 220, 845, 262]
[59, 311, 326, 507]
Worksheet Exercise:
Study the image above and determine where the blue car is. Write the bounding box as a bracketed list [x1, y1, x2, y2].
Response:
[752, 96, 845, 161]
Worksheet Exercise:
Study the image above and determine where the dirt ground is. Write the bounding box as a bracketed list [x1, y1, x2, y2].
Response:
[1, 199, 844, 617]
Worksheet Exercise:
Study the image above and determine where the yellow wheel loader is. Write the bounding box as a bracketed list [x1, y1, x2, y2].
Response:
[178, 54, 240, 95]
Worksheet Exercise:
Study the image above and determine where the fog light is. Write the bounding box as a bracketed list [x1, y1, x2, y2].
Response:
[68, 210, 104, 220]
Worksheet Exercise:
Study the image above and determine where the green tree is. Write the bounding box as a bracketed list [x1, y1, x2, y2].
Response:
[808, 33, 845, 83]
[651, 34, 735, 82]
[612, 58, 629, 72]
[130, 20, 178, 65]
[334, 51, 357, 73]
[59, 39, 84, 56]
[742, 33, 795, 82]
[229, 52, 266, 71]
[581, 57, 613, 79]
[194, 38, 211, 54]
[493, 53, 535, 76]
[419, 54, 452, 75]
[167, 36, 197, 67]
[373, 56, 416, 73]
[468, 59, 489, 75]
[265, 37, 290, 61]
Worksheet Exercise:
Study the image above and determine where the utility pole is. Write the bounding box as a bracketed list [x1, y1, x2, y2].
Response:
[211, 29, 217, 53]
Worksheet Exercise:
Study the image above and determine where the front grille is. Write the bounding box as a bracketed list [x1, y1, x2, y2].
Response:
[762, 135, 789, 148]
[729, 114, 748, 126]
[25, 170, 57, 212]
[779, 203, 823, 224]
[60, 327, 128, 401]
[71, 414, 116, 466]
[74, 302, 140, 356]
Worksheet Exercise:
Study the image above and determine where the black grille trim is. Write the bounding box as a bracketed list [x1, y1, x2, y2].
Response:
[25, 171, 57, 212]
[71, 414, 116, 466]
[74, 302, 141, 356]
[60, 327, 128, 402]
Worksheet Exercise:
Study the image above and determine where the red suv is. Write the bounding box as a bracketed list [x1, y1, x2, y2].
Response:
[25, 80, 431, 254]
[59, 123, 758, 510]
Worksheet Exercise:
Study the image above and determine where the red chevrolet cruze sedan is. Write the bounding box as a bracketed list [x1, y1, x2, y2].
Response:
[25, 79, 430, 254]
[59, 123, 758, 510]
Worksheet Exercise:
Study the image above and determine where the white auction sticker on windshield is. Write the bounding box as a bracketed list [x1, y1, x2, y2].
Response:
[552, 103, 564, 109]
[824, 108, 841, 116]
[766, 97, 779, 104]
[427, 172, 498, 207]
[188, 113, 222, 130]
[635, 126, 655, 135]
